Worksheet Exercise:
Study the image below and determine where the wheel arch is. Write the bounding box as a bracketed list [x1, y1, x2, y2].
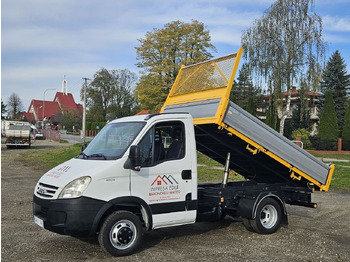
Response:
[91, 196, 153, 235]
[253, 194, 288, 225]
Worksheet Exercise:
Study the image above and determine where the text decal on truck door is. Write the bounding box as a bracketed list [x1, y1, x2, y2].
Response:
[149, 175, 181, 203]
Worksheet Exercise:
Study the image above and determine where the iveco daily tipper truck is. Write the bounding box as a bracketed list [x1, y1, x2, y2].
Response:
[33, 48, 334, 256]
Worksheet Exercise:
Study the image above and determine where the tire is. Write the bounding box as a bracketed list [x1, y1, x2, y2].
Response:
[250, 198, 282, 234]
[98, 211, 143, 256]
[242, 218, 254, 232]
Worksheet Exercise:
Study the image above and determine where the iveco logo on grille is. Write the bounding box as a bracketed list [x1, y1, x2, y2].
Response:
[37, 187, 47, 195]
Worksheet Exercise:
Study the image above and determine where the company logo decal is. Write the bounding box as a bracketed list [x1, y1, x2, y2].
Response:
[46, 165, 71, 179]
[57, 166, 71, 172]
[149, 175, 181, 203]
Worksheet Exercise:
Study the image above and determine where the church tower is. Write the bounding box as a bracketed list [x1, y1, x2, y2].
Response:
[62, 76, 68, 95]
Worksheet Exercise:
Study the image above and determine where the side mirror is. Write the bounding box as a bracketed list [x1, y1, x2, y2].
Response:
[81, 143, 87, 152]
[129, 145, 141, 171]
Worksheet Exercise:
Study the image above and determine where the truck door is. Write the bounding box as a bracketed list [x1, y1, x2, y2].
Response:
[130, 120, 196, 229]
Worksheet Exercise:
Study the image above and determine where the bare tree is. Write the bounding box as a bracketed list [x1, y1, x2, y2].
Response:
[7, 93, 23, 120]
[241, 0, 326, 134]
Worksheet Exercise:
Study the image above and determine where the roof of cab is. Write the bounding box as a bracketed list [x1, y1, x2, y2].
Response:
[107, 112, 190, 125]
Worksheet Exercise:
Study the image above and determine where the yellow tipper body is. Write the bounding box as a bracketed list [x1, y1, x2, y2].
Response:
[162, 49, 243, 125]
[161, 48, 334, 191]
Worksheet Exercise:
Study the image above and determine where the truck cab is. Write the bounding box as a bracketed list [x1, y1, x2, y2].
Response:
[34, 113, 198, 256]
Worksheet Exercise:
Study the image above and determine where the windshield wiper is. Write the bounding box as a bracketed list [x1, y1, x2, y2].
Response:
[79, 152, 89, 159]
[87, 153, 107, 160]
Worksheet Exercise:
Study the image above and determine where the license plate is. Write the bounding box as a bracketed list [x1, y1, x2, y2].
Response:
[34, 216, 44, 228]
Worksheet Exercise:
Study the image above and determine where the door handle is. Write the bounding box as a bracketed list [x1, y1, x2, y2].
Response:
[181, 170, 192, 180]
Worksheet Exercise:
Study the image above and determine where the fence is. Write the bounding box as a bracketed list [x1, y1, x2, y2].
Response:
[40, 129, 61, 143]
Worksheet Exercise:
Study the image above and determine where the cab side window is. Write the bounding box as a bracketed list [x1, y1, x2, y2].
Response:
[138, 121, 185, 167]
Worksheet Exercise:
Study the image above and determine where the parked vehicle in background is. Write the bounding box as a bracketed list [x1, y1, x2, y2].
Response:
[32, 127, 45, 140]
[35, 131, 45, 140]
[4, 120, 33, 149]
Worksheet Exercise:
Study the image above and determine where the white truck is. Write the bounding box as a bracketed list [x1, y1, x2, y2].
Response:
[4, 120, 33, 149]
[33, 49, 334, 256]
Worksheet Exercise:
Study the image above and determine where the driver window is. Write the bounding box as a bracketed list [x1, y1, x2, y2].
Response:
[138, 121, 185, 167]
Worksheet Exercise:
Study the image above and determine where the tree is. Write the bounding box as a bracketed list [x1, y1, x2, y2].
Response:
[291, 83, 311, 131]
[241, 0, 326, 135]
[320, 50, 350, 132]
[342, 100, 350, 150]
[246, 97, 256, 116]
[135, 20, 216, 111]
[61, 109, 82, 133]
[265, 92, 279, 131]
[318, 90, 339, 150]
[291, 103, 311, 131]
[230, 63, 261, 112]
[1, 100, 8, 119]
[7, 93, 23, 120]
[83, 68, 137, 121]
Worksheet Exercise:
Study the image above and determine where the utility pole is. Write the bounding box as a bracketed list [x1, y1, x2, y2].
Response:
[82, 77, 90, 143]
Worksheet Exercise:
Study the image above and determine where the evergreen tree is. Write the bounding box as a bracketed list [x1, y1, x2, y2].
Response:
[320, 50, 350, 132]
[246, 97, 256, 116]
[342, 100, 350, 150]
[230, 80, 239, 104]
[230, 63, 261, 112]
[318, 90, 339, 150]
[291, 86, 311, 131]
[265, 92, 279, 131]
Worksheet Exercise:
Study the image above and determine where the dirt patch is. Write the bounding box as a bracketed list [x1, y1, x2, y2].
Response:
[2, 141, 350, 261]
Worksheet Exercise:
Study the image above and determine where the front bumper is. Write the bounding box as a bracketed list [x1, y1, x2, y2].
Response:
[33, 195, 106, 237]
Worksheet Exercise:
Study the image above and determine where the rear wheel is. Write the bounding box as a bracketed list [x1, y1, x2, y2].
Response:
[242, 218, 254, 232]
[98, 211, 143, 256]
[250, 198, 282, 234]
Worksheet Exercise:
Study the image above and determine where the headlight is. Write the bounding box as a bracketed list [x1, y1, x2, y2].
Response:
[58, 176, 91, 199]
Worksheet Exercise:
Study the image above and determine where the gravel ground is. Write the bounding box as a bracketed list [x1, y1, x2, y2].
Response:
[2, 140, 350, 261]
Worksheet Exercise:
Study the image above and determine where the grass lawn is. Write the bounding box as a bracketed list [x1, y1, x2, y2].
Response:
[18, 143, 350, 191]
[20, 143, 83, 171]
[309, 152, 350, 190]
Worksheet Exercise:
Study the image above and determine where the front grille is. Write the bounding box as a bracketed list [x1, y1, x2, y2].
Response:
[36, 183, 59, 198]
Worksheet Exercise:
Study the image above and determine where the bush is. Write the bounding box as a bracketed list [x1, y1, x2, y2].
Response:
[86, 122, 92, 131]
[291, 129, 312, 149]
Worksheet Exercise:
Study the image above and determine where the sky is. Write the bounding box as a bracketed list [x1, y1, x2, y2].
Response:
[2, 0, 350, 112]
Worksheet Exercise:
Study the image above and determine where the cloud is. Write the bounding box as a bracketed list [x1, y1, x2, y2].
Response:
[323, 15, 350, 32]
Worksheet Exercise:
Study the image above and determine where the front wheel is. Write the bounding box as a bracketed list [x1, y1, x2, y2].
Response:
[98, 211, 143, 256]
[250, 198, 282, 234]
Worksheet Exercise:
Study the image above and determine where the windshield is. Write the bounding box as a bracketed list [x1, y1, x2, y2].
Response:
[78, 122, 145, 160]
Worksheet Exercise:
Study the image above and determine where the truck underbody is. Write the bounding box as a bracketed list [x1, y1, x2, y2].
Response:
[6, 137, 31, 148]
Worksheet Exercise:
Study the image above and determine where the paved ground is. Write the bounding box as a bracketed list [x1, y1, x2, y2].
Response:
[2, 140, 350, 261]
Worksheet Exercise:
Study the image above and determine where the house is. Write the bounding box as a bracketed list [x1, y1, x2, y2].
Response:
[257, 86, 323, 135]
[25, 79, 83, 128]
